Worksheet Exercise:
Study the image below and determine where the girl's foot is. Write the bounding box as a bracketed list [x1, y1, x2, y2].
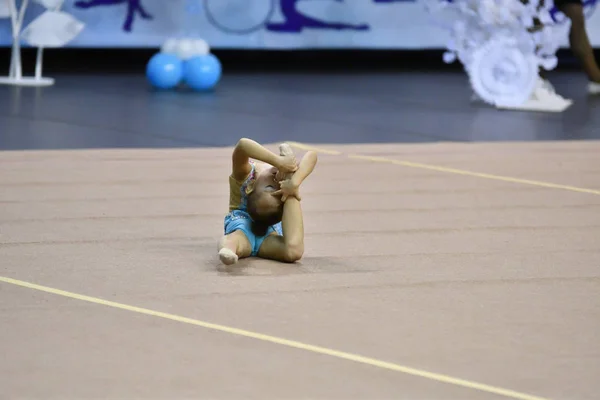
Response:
[219, 248, 238, 265]
[588, 81, 600, 95]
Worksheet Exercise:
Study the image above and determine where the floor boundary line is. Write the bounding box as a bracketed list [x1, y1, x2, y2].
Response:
[0, 276, 548, 400]
[287, 142, 600, 196]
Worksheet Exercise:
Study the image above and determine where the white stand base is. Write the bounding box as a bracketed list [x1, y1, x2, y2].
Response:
[496, 79, 573, 113]
[0, 76, 55, 87]
[496, 96, 572, 113]
[471, 78, 573, 113]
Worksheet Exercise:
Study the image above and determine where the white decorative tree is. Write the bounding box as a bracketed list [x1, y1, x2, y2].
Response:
[424, 0, 573, 112]
[0, 0, 85, 86]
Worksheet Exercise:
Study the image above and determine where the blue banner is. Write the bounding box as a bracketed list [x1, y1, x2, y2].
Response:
[1, 0, 599, 49]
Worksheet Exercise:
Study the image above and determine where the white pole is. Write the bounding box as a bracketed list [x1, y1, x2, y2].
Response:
[33, 2, 63, 81]
[9, 0, 30, 80]
[7, 0, 18, 78]
[15, 0, 30, 34]
[35, 47, 43, 79]
[12, 38, 21, 79]
[9, 42, 16, 78]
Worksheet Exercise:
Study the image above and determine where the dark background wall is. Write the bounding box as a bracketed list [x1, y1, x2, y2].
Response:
[1, 47, 595, 74]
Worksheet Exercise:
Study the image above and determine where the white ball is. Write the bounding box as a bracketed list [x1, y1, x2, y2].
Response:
[191, 39, 210, 57]
[176, 38, 196, 60]
[161, 38, 178, 55]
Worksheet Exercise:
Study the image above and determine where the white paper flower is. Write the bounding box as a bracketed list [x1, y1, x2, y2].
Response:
[539, 56, 558, 70]
[443, 51, 457, 64]
[423, 0, 563, 106]
[0, 0, 11, 18]
[469, 36, 539, 107]
[34, 0, 64, 10]
[21, 10, 85, 47]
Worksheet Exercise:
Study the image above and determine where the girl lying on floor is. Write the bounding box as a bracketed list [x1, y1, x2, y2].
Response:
[218, 138, 318, 265]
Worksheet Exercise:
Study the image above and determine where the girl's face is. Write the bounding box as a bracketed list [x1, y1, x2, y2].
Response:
[247, 166, 284, 224]
[254, 166, 281, 195]
[248, 166, 284, 217]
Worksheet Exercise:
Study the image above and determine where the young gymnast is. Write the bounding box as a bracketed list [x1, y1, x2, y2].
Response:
[218, 138, 318, 265]
[554, 0, 600, 93]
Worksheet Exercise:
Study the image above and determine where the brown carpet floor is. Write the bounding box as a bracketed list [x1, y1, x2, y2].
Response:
[1, 140, 599, 400]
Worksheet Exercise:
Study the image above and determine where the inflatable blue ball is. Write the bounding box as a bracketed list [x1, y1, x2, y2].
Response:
[183, 54, 222, 91]
[146, 53, 184, 89]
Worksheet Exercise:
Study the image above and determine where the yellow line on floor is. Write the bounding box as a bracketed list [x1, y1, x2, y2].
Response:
[348, 155, 600, 195]
[1, 276, 549, 400]
[287, 141, 342, 155]
[288, 142, 600, 196]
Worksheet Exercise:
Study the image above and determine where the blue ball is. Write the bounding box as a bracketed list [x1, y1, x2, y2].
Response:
[146, 53, 183, 90]
[183, 54, 222, 91]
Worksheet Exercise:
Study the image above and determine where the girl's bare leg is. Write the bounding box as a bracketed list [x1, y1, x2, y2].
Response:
[218, 230, 252, 265]
[257, 144, 314, 263]
[257, 197, 304, 263]
[561, 3, 600, 82]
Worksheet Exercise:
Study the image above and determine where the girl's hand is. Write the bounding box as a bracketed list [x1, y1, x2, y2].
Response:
[273, 179, 301, 202]
[275, 142, 297, 181]
[276, 153, 298, 176]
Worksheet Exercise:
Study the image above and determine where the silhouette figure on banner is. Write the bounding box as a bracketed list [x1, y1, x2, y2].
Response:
[74, 0, 153, 32]
[266, 0, 369, 32]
